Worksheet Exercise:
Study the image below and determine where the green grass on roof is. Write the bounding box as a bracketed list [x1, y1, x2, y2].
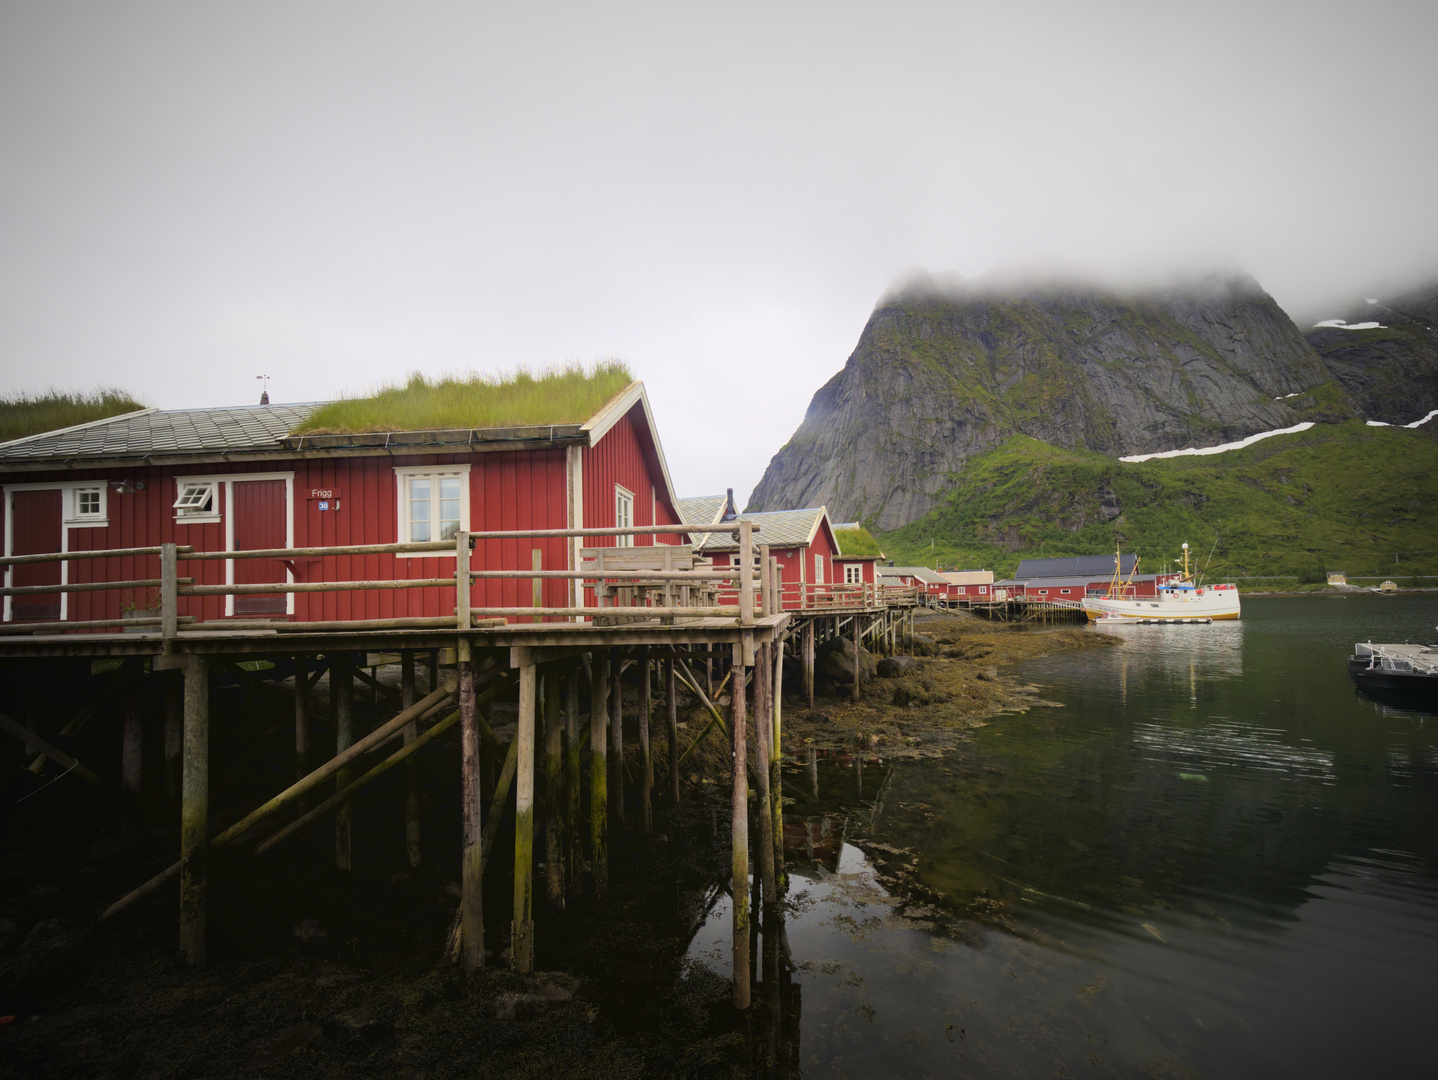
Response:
[0, 388, 147, 444]
[834, 525, 883, 557]
[291, 361, 635, 435]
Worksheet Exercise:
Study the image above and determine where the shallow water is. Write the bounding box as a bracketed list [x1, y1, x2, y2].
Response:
[693, 594, 1438, 1077]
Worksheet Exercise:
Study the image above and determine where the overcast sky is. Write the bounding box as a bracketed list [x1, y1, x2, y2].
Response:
[2, 1, 1435, 502]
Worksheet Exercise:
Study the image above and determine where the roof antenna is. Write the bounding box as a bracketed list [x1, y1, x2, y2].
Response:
[257, 374, 271, 406]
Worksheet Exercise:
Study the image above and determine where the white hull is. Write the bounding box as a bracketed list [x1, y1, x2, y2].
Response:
[1082, 584, 1240, 622]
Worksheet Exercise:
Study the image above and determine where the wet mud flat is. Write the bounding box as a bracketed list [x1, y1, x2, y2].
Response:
[0, 615, 1109, 1078]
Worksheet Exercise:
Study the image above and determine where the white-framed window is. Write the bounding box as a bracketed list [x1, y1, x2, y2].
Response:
[174, 480, 221, 523]
[1061, 588, 1070, 594]
[813, 554, 824, 584]
[395, 466, 470, 549]
[615, 485, 634, 547]
[978, 585, 987, 594]
[63, 485, 107, 526]
[844, 563, 861, 584]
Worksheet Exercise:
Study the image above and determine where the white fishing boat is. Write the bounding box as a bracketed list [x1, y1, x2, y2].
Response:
[1081, 543, 1241, 623]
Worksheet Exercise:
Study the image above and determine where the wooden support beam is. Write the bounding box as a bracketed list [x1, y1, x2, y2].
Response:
[0, 710, 100, 783]
[609, 647, 624, 828]
[730, 643, 751, 1010]
[591, 649, 609, 898]
[666, 659, 679, 805]
[402, 651, 422, 869]
[565, 664, 582, 904]
[543, 668, 564, 912]
[754, 643, 776, 910]
[851, 614, 860, 703]
[802, 621, 815, 708]
[122, 665, 142, 796]
[513, 663, 537, 972]
[333, 653, 354, 871]
[352, 663, 401, 706]
[772, 639, 785, 891]
[639, 651, 652, 834]
[179, 656, 208, 968]
[293, 655, 310, 785]
[164, 668, 182, 805]
[459, 655, 484, 971]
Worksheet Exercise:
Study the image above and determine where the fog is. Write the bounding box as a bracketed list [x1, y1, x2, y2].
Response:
[2, 1, 1434, 501]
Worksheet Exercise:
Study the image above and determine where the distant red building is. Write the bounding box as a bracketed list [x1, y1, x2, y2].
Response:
[677, 497, 838, 610]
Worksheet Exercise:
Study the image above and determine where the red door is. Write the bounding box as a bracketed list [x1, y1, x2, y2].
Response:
[232, 480, 288, 616]
[11, 489, 63, 621]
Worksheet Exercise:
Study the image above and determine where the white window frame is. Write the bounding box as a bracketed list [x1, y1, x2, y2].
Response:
[614, 485, 634, 547]
[394, 465, 471, 555]
[175, 472, 296, 615]
[814, 553, 825, 584]
[844, 563, 861, 584]
[66, 485, 108, 526]
[173, 479, 221, 524]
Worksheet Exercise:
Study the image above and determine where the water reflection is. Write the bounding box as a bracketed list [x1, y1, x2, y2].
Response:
[684, 595, 1438, 1077]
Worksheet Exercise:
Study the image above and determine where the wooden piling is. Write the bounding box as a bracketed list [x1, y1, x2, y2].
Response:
[772, 639, 784, 888]
[565, 665, 583, 903]
[544, 668, 564, 912]
[754, 643, 776, 909]
[458, 652, 484, 971]
[639, 651, 652, 834]
[609, 646, 624, 827]
[122, 664, 142, 797]
[164, 668, 182, 806]
[666, 659, 679, 805]
[591, 649, 609, 898]
[333, 653, 354, 870]
[293, 654, 309, 784]
[513, 662, 537, 972]
[851, 615, 860, 703]
[731, 642, 751, 1010]
[401, 651, 422, 868]
[802, 621, 815, 708]
[179, 656, 208, 968]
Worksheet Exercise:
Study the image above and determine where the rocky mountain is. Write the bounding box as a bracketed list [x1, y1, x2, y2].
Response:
[1305, 282, 1438, 425]
[748, 271, 1358, 530]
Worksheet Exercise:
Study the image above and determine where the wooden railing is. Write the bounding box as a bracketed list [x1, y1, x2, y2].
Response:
[0, 521, 770, 640]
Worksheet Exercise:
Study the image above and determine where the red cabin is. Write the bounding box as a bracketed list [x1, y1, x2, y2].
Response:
[0, 382, 683, 627]
[676, 498, 840, 610]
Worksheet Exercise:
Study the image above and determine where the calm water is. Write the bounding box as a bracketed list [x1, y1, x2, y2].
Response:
[690, 594, 1438, 1078]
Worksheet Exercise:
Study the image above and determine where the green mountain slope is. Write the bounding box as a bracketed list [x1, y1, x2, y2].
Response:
[878, 421, 1438, 580]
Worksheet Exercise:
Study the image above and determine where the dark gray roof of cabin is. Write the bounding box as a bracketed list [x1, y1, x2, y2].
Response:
[0, 404, 321, 462]
[676, 495, 727, 525]
[697, 507, 827, 552]
[1013, 572, 1160, 588]
[1013, 554, 1136, 580]
[883, 565, 951, 585]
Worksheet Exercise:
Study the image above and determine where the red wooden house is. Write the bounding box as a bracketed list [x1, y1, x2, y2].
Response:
[994, 554, 1171, 602]
[0, 382, 683, 626]
[877, 566, 958, 600]
[676, 497, 839, 611]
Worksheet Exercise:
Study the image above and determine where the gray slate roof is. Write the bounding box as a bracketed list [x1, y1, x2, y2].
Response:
[884, 565, 951, 586]
[676, 495, 727, 526]
[697, 507, 827, 552]
[0, 404, 321, 462]
[1013, 554, 1136, 580]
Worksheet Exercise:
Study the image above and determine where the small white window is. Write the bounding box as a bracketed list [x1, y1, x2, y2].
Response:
[395, 467, 469, 547]
[813, 554, 824, 584]
[1061, 588, 1070, 594]
[65, 486, 107, 526]
[844, 563, 861, 584]
[979, 585, 987, 594]
[174, 480, 220, 523]
[615, 486, 634, 547]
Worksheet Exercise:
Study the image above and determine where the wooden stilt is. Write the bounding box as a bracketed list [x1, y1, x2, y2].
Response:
[164, 668, 182, 807]
[609, 647, 624, 827]
[544, 668, 564, 912]
[333, 653, 354, 870]
[851, 615, 861, 703]
[802, 621, 815, 708]
[754, 643, 776, 910]
[513, 663, 537, 971]
[459, 651, 484, 971]
[666, 659, 679, 805]
[179, 656, 208, 968]
[565, 664, 583, 903]
[731, 643, 751, 1010]
[591, 649, 609, 898]
[293, 655, 309, 784]
[772, 639, 785, 888]
[401, 651, 422, 869]
[122, 665, 142, 797]
[639, 651, 652, 834]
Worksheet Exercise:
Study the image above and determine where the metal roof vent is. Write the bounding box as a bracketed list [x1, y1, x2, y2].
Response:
[721, 488, 738, 522]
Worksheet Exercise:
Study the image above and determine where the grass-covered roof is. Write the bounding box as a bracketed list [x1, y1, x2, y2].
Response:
[0, 388, 147, 444]
[291, 362, 634, 435]
[834, 525, 884, 557]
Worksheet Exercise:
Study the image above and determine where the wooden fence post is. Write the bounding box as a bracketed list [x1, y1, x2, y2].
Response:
[738, 521, 754, 625]
[179, 656, 209, 968]
[513, 662, 537, 972]
[160, 542, 178, 641]
[459, 651, 484, 971]
[456, 532, 471, 630]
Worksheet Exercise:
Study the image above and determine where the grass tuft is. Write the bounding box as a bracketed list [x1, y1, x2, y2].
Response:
[834, 525, 884, 557]
[0, 388, 147, 444]
[292, 361, 635, 435]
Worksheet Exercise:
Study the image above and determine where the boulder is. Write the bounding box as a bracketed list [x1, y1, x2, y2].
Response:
[877, 655, 917, 678]
[816, 636, 877, 687]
